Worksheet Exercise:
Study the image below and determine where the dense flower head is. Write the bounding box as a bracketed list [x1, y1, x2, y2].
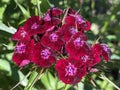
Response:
[12, 7, 111, 85]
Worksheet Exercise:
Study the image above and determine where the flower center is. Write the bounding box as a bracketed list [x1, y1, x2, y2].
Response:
[41, 49, 51, 59]
[44, 14, 51, 21]
[20, 30, 27, 38]
[70, 27, 76, 35]
[75, 15, 84, 24]
[73, 37, 84, 47]
[49, 33, 58, 42]
[65, 63, 77, 76]
[81, 55, 89, 62]
[31, 23, 39, 29]
[15, 43, 26, 54]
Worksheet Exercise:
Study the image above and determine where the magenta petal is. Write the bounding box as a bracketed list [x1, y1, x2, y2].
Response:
[19, 59, 30, 67]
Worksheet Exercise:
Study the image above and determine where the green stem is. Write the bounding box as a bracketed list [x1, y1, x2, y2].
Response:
[36, 0, 42, 16]
[100, 74, 120, 90]
[11, 71, 32, 90]
[29, 68, 44, 90]
[62, 8, 69, 25]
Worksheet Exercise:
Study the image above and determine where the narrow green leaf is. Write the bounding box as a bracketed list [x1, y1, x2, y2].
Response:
[24, 71, 38, 90]
[18, 70, 28, 87]
[40, 0, 52, 13]
[0, 23, 16, 34]
[14, 0, 30, 18]
[40, 72, 53, 89]
[46, 71, 55, 89]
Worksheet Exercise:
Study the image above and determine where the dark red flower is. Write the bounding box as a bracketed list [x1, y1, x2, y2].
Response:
[12, 40, 33, 67]
[41, 31, 64, 51]
[43, 13, 61, 32]
[12, 26, 30, 41]
[24, 16, 45, 36]
[92, 43, 110, 62]
[61, 24, 77, 42]
[66, 32, 89, 57]
[67, 43, 100, 67]
[91, 44, 102, 65]
[55, 58, 86, 84]
[101, 44, 110, 61]
[46, 7, 63, 17]
[80, 21, 91, 31]
[43, 17, 61, 29]
[32, 42, 56, 68]
[65, 14, 85, 27]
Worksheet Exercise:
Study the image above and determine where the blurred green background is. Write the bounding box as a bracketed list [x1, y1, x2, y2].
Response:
[0, 0, 120, 90]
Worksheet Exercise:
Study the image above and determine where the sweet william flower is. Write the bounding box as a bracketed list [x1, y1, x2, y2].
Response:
[66, 32, 89, 57]
[101, 44, 110, 61]
[46, 7, 63, 17]
[43, 16, 61, 31]
[12, 40, 33, 67]
[65, 13, 85, 29]
[11, 7, 111, 85]
[24, 16, 45, 36]
[43, 7, 63, 31]
[55, 58, 86, 84]
[12, 26, 30, 41]
[60, 24, 77, 42]
[92, 43, 110, 62]
[41, 31, 64, 51]
[32, 42, 56, 68]
[79, 21, 91, 31]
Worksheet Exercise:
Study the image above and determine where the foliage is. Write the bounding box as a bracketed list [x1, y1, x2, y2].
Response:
[0, 0, 120, 90]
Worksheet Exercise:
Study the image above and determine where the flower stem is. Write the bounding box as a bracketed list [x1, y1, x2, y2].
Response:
[29, 68, 44, 90]
[11, 71, 32, 90]
[62, 8, 69, 25]
[36, 0, 42, 17]
[100, 74, 120, 90]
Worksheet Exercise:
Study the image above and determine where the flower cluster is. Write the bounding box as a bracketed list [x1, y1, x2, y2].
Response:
[12, 8, 110, 84]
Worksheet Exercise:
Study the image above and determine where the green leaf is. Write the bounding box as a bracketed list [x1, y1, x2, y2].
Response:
[41, 71, 55, 89]
[0, 59, 11, 76]
[0, 23, 16, 34]
[78, 82, 84, 90]
[24, 71, 38, 90]
[14, 0, 30, 18]
[46, 71, 56, 89]
[40, 0, 52, 13]
[18, 70, 28, 87]
[57, 80, 65, 89]
[100, 74, 120, 90]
